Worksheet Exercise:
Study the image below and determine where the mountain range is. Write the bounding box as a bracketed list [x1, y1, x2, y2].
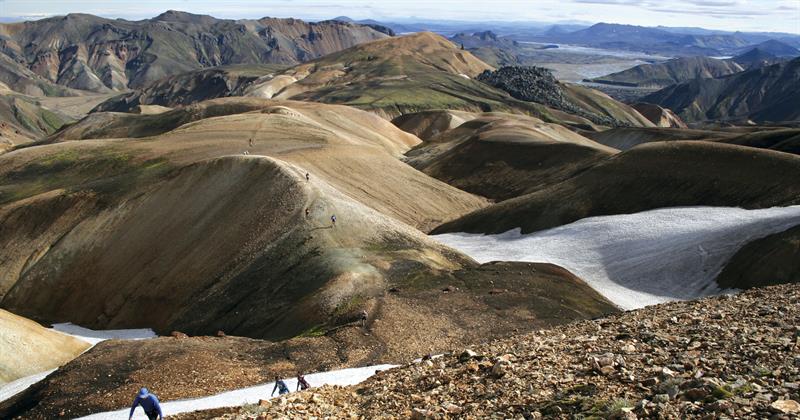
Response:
[643, 57, 800, 123]
[0, 11, 388, 92]
[94, 32, 652, 125]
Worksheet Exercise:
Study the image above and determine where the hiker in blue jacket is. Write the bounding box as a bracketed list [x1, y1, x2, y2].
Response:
[271, 376, 290, 396]
[128, 387, 163, 420]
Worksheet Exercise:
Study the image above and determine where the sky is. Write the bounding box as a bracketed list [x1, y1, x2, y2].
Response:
[1, 0, 798, 34]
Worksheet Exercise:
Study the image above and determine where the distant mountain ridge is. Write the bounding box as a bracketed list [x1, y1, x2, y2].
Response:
[589, 56, 744, 88]
[735, 39, 800, 57]
[0, 11, 388, 93]
[526, 22, 800, 57]
[643, 57, 800, 123]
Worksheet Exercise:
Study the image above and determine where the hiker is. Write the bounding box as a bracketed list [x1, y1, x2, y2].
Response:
[271, 376, 290, 396]
[296, 373, 310, 391]
[360, 309, 368, 328]
[305, 208, 310, 218]
[331, 214, 337, 227]
[249, 138, 254, 147]
[305, 172, 310, 181]
[128, 387, 163, 420]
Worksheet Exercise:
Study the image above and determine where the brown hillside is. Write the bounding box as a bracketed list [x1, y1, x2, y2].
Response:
[0, 309, 89, 385]
[0, 99, 499, 341]
[434, 141, 800, 235]
[404, 112, 616, 201]
[0, 261, 617, 419]
[715, 225, 800, 290]
[584, 126, 733, 150]
[392, 109, 478, 140]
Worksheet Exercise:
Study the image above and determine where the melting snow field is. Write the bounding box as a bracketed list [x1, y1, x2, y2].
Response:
[434, 206, 800, 310]
[77, 364, 397, 420]
[0, 369, 56, 403]
[51, 323, 156, 345]
[0, 324, 156, 403]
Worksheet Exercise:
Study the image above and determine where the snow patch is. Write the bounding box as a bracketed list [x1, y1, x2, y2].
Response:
[0, 369, 55, 402]
[434, 206, 800, 310]
[77, 364, 397, 419]
[51, 323, 156, 346]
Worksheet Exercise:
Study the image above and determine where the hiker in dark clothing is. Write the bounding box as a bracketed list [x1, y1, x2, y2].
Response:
[360, 309, 368, 328]
[305, 208, 310, 218]
[296, 374, 310, 391]
[305, 172, 310, 181]
[271, 376, 289, 396]
[128, 388, 163, 420]
[331, 214, 337, 227]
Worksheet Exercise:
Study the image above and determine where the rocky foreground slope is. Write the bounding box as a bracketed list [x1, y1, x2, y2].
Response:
[209, 283, 800, 419]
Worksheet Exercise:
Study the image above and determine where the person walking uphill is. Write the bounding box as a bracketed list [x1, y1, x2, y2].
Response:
[297, 373, 310, 391]
[128, 388, 163, 420]
[271, 376, 289, 397]
[331, 214, 337, 227]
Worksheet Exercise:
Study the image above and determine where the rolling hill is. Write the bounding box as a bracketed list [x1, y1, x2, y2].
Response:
[715, 225, 800, 290]
[0, 98, 624, 419]
[0, 84, 72, 151]
[583, 126, 732, 150]
[0, 97, 618, 355]
[630, 103, 687, 128]
[0, 11, 388, 92]
[433, 141, 800, 235]
[642, 58, 800, 123]
[402, 112, 616, 200]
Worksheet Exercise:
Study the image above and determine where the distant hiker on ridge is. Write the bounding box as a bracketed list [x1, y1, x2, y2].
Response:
[128, 387, 163, 420]
[305, 208, 310, 218]
[331, 214, 337, 227]
[249, 138, 254, 147]
[360, 309, 368, 328]
[306, 172, 310, 181]
[271, 376, 290, 396]
[296, 373, 310, 391]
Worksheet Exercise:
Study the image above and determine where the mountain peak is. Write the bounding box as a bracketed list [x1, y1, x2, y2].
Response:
[152, 10, 215, 23]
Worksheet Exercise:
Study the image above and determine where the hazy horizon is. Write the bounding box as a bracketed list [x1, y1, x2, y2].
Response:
[1, 0, 799, 35]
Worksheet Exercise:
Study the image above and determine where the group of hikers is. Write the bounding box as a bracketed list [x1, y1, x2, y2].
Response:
[129, 374, 312, 419]
[303, 172, 337, 228]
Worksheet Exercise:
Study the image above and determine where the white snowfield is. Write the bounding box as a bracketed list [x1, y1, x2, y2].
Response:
[51, 323, 156, 345]
[434, 206, 800, 310]
[0, 324, 156, 403]
[0, 369, 55, 403]
[77, 364, 397, 420]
